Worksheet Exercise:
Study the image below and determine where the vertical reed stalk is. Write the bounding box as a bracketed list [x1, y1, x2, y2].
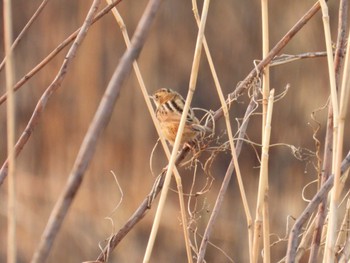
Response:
[261, 1, 271, 262]
[252, 89, 274, 263]
[3, 0, 17, 262]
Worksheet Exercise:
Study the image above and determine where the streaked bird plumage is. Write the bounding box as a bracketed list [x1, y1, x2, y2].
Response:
[150, 88, 208, 145]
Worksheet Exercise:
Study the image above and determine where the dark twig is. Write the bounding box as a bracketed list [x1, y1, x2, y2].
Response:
[308, 1, 348, 262]
[0, 0, 50, 72]
[286, 151, 350, 263]
[29, 0, 162, 262]
[0, 0, 123, 105]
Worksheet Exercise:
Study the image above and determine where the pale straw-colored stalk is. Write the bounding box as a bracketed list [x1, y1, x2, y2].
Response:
[4, 0, 16, 262]
[261, 0, 271, 262]
[326, 25, 350, 261]
[252, 89, 274, 263]
[142, 0, 210, 261]
[106, 1, 193, 261]
[261, 0, 270, 131]
[322, 0, 350, 259]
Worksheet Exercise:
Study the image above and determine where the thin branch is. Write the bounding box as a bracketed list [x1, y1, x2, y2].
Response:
[4, 0, 17, 261]
[270, 51, 327, 66]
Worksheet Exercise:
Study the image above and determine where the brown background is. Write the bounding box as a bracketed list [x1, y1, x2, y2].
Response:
[0, 0, 349, 262]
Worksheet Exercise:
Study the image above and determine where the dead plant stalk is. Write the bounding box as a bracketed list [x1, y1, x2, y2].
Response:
[4, 0, 16, 262]
[261, 0, 271, 262]
[252, 89, 274, 263]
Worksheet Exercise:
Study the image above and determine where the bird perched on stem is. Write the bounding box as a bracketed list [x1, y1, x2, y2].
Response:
[150, 88, 209, 145]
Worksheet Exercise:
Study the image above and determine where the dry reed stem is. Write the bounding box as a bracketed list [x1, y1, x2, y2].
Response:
[261, 1, 270, 262]
[0, 0, 123, 106]
[105, 2, 193, 261]
[192, 0, 252, 260]
[262, 90, 273, 263]
[143, 1, 210, 261]
[286, 151, 350, 263]
[0, 0, 50, 72]
[319, 0, 339, 118]
[252, 89, 274, 263]
[270, 52, 327, 66]
[4, 0, 16, 262]
[320, 1, 341, 261]
[261, 0, 269, 131]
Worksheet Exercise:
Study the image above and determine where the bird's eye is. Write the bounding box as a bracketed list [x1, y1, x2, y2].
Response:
[155, 94, 159, 99]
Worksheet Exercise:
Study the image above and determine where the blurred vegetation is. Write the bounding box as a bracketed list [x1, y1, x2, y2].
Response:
[0, 0, 349, 262]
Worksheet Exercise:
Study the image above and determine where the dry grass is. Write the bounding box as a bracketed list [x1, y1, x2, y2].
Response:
[1, 1, 350, 263]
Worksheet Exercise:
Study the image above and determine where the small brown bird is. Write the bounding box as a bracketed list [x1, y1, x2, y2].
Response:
[150, 88, 209, 145]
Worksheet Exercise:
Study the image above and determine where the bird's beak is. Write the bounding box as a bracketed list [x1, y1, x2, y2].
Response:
[149, 95, 154, 100]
